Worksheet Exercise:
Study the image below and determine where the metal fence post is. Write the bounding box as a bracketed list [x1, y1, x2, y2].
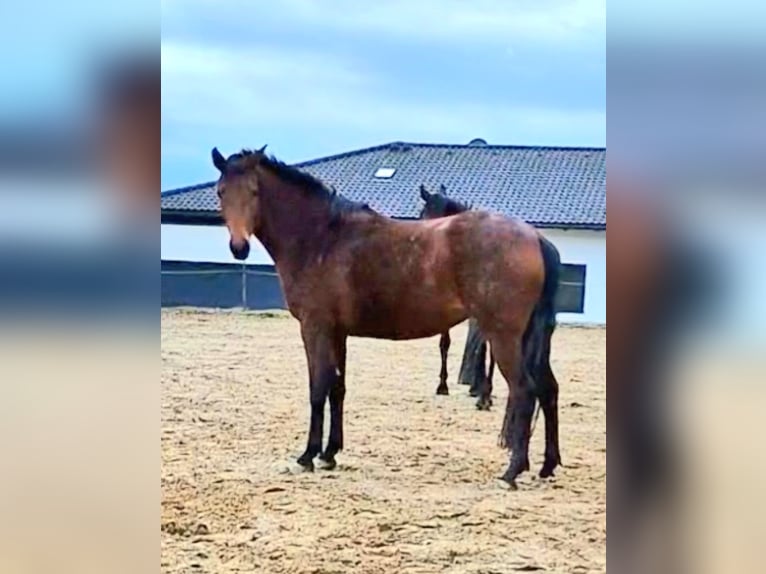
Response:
[241, 263, 247, 309]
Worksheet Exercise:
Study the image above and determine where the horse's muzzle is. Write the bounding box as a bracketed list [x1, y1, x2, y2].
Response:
[229, 239, 250, 261]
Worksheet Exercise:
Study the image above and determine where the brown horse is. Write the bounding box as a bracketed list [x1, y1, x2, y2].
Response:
[418, 184, 496, 409]
[419, 184, 562, 470]
[211, 146, 561, 487]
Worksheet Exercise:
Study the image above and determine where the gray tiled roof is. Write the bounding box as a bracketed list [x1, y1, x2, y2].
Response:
[162, 141, 606, 229]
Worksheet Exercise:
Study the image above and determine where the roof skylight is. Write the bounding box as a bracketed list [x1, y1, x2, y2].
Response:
[374, 167, 396, 179]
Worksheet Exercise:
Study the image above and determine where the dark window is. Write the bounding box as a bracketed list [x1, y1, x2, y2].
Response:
[556, 264, 586, 314]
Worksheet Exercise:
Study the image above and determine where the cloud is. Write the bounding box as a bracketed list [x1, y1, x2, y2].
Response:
[161, 0, 605, 181]
[287, 0, 604, 44]
[162, 41, 604, 148]
[162, 0, 604, 47]
[161, 41, 372, 127]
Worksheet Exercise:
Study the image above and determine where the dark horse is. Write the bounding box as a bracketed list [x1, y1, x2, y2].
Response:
[211, 146, 562, 487]
[419, 184, 496, 410]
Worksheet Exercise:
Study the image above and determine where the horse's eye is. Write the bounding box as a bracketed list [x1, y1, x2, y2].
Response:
[217, 186, 224, 199]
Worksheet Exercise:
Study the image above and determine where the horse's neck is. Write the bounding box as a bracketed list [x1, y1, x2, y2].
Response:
[256, 179, 331, 273]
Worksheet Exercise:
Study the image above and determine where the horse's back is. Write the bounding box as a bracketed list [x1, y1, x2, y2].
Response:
[381, 211, 545, 301]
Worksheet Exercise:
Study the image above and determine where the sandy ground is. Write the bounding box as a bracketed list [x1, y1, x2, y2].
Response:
[161, 309, 605, 573]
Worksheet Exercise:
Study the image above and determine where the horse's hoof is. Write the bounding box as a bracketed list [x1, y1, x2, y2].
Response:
[436, 387, 449, 396]
[316, 456, 337, 471]
[498, 474, 518, 491]
[295, 457, 315, 473]
[539, 462, 557, 479]
[475, 400, 491, 411]
[501, 455, 529, 488]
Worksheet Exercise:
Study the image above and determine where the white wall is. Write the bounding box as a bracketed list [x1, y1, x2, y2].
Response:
[161, 223, 606, 325]
[540, 229, 606, 325]
[161, 223, 273, 265]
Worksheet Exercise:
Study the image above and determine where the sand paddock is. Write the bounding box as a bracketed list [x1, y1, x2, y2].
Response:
[161, 309, 605, 573]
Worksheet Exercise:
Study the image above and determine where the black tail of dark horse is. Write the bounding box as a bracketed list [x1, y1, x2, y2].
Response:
[499, 235, 560, 450]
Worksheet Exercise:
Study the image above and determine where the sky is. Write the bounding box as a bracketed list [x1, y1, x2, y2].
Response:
[0, 1, 156, 119]
[161, 0, 605, 190]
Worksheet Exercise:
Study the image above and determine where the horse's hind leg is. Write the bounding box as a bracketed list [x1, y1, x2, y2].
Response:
[539, 359, 562, 478]
[436, 332, 450, 395]
[489, 332, 535, 489]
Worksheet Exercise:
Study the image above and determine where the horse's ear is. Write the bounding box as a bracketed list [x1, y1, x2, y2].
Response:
[439, 183, 447, 193]
[212, 147, 227, 173]
[419, 184, 430, 201]
[258, 144, 268, 154]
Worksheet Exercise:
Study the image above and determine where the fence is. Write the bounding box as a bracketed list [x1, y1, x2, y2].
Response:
[161, 260, 587, 315]
[161, 260, 285, 309]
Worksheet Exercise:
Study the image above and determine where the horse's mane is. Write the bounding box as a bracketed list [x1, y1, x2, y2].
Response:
[443, 196, 472, 215]
[232, 149, 374, 218]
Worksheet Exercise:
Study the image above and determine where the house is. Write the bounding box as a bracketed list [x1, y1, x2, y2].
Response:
[162, 139, 606, 324]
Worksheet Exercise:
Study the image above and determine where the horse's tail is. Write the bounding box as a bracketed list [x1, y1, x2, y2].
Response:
[499, 235, 560, 448]
[527, 235, 560, 376]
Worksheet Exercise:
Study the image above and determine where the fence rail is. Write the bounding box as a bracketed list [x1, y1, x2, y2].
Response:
[161, 265, 282, 309]
[160, 269, 279, 277]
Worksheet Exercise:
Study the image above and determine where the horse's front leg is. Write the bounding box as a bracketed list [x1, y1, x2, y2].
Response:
[468, 335, 488, 398]
[487, 349, 496, 402]
[317, 335, 347, 470]
[436, 331, 450, 395]
[476, 342, 494, 411]
[296, 324, 340, 471]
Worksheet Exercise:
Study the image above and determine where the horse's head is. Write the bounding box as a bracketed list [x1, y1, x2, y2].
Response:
[418, 184, 468, 219]
[418, 184, 447, 219]
[211, 145, 268, 260]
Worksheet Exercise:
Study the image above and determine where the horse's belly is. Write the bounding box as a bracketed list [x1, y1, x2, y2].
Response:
[349, 297, 466, 340]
